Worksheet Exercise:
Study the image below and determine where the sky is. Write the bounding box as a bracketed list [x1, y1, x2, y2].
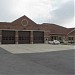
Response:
[0, 0, 74, 28]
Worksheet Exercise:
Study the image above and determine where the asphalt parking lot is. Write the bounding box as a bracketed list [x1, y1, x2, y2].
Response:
[0, 44, 75, 75]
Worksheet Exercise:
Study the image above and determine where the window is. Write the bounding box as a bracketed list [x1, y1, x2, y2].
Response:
[22, 37, 24, 40]
[12, 37, 14, 40]
[5, 37, 8, 40]
[68, 37, 71, 40]
[59, 37, 61, 40]
[9, 37, 11, 40]
[68, 37, 73, 40]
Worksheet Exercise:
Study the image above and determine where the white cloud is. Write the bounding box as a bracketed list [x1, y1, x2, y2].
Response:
[0, 0, 52, 22]
[50, 0, 74, 28]
[0, 0, 74, 28]
[51, 0, 72, 11]
[63, 18, 74, 28]
[10, 0, 52, 22]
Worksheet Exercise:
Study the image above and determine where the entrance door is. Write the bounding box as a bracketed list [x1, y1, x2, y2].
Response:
[51, 36, 58, 41]
[33, 31, 44, 43]
[18, 31, 30, 44]
[2, 30, 15, 44]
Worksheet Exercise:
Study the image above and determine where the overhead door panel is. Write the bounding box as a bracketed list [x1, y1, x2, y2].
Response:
[18, 31, 30, 44]
[2, 30, 15, 44]
[33, 31, 44, 43]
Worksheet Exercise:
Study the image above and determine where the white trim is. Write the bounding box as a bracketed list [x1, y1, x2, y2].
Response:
[0, 29, 44, 31]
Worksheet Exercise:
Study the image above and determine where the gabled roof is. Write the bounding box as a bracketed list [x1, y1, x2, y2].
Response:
[0, 15, 37, 30]
[12, 15, 36, 25]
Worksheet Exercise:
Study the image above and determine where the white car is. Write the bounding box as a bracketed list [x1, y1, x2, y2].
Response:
[48, 40, 60, 44]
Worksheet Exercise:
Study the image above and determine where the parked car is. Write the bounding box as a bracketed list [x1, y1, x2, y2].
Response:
[48, 41, 54, 44]
[48, 40, 60, 45]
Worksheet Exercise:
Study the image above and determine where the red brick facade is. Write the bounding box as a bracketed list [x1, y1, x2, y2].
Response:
[0, 15, 75, 44]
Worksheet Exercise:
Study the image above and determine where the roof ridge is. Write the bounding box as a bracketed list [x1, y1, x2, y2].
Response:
[42, 23, 67, 28]
[67, 28, 75, 35]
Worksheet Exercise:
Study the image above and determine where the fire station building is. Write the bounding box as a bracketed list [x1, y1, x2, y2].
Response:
[0, 15, 75, 44]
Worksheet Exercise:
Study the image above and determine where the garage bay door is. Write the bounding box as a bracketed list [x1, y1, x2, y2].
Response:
[2, 30, 15, 44]
[33, 31, 44, 43]
[18, 31, 30, 44]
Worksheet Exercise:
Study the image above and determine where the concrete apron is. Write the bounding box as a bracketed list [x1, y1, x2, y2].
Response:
[0, 44, 74, 54]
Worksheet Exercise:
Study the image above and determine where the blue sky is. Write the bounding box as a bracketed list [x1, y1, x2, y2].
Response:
[0, 0, 74, 28]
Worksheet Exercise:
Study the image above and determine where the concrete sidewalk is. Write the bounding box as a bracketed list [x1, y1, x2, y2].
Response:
[0, 44, 74, 54]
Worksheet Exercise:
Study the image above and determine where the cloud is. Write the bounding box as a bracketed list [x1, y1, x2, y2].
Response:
[50, 0, 74, 27]
[11, 0, 52, 23]
[0, 0, 74, 28]
[0, 0, 52, 22]
[63, 19, 74, 28]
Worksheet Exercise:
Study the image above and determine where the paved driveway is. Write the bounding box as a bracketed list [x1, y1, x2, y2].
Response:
[0, 44, 74, 53]
[0, 44, 75, 75]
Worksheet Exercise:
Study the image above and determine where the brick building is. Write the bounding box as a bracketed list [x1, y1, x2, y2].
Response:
[0, 15, 75, 44]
